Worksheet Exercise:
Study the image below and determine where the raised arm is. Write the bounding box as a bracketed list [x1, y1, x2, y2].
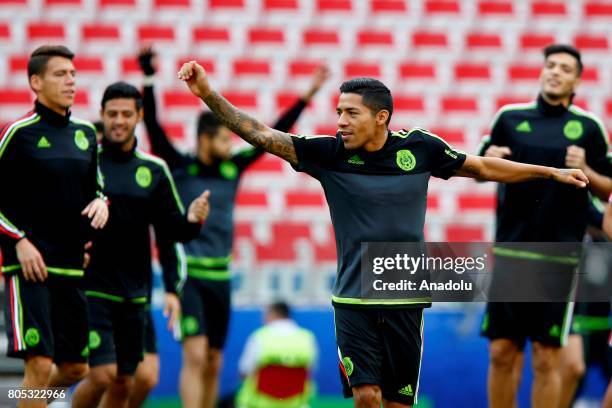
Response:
[178, 61, 298, 165]
[456, 155, 589, 187]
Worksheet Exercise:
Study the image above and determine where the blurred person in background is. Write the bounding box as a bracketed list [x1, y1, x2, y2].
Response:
[0, 45, 108, 408]
[478, 44, 611, 408]
[72, 82, 209, 408]
[235, 301, 318, 408]
[139, 47, 330, 408]
[178, 59, 589, 408]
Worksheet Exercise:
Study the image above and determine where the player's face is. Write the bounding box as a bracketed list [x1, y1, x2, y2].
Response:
[210, 126, 233, 161]
[30, 56, 76, 114]
[336, 93, 378, 150]
[540, 53, 581, 100]
[101, 98, 143, 146]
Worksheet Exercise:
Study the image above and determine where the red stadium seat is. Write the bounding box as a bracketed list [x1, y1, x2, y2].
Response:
[458, 194, 496, 210]
[574, 34, 609, 50]
[370, 0, 406, 13]
[357, 30, 393, 46]
[495, 96, 533, 110]
[73, 57, 104, 74]
[236, 191, 268, 207]
[255, 240, 296, 261]
[606, 99, 612, 116]
[394, 95, 425, 112]
[262, 0, 298, 10]
[477, 0, 513, 16]
[316, 0, 352, 12]
[427, 194, 439, 210]
[27, 23, 65, 41]
[163, 91, 202, 108]
[276, 92, 300, 110]
[465, 32, 502, 49]
[8, 56, 27, 73]
[313, 242, 336, 262]
[233, 59, 271, 76]
[0, 0, 27, 4]
[315, 125, 338, 136]
[445, 225, 485, 242]
[74, 90, 89, 107]
[45, 0, 81, 5]
[508, 64, 540, 81]
[154, 0, 190, 7]
[399, 63, 436, 80]
[99, 0, 135, 7]
[175, 58, 215, 74]
[224, 91, 258, 108]
[302, 29, 339, 46]
[192, 27, 230, 44]
[121, 57, 141, 75]
[440, 96, 478, 113]
[235, 222, 254, 239]
[288, 60, 322, 77]
[0, 24, 9, 40]
[412, 31, 448, 48]
[581, 67, 599, 83]
[0, 89, 32, 105]
[273, 222, 311, 239]
[344, 62, 381, 78]
[519, 33, 555, 51]
[428, 127, 465, 144]
[81, 24, 120, 41]
[286, 192, 325, 207]
[531, 1, 566, 16]
[138, 25, 175, 42]
[248, 28, 285, 45]
[454, 63, 491, 80]
[209, 0, 244, 8]
[584, 1, 612, 18]
[424, 0, 460, 14]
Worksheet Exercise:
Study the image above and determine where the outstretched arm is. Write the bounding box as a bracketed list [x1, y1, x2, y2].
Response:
[456, 155, 589, 187]
[177, 61, 298, 165]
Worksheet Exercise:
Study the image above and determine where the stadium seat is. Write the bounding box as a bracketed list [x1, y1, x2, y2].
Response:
[74, 90, 89, 107]
[81, 23, 120, 42]
[344, 62, 381, 78]
[192, 27, 231, 43]
[458, 194, 496, 210]
[27, 23, 65, 41]
[584, 1, 612, 18]
[224, 91, 258, 108]
[248, 28, 285, 45]
[236, 191, 268, 207]
[0, 88, 31, 105]
[424, 0, 460, 15]
[163, 91, 203, 109]
[508, 64, 541, 81]
[209, 0, 244, 8]
[411, 31, 448, 48]
[429, 127, 465, 144]
[357, 30, 394, 47]
[427, 194, 439, 210]
[399, 63, 436, 80]
[531, 1, 566, 16]
[120, 57, 141, 75]
[73, 57, 104, 74]
[519, 33, 556, 51]
[477, 0, 513, 16]
[581, 67, 599, 83]
[454, 63, 491, 81]
[394, 95, 425, 112]
[606, 99, 612, 116]
[44, 0, 82, 5]
[288, 60, 322, 77]
[154, 0, 190, 7]
[316, 0, 352, 12]
[465, 32, 502, 49]
[313, 242, 336, 262]
[98, 0, 136, 7]
[262, 0, 299, 11]
[495, 96, 533, 110]
[370, 0, 406, 13]
[8, 55, 27, 74]
[233, 59, 271, 76]
[285, 192, 326, 207]
[445, 225, 485, 242]
[574, 33, 609, 50]
[235, 222, 254, 240]
[302, 28, 340, 46]
[440, 96, 478, 113]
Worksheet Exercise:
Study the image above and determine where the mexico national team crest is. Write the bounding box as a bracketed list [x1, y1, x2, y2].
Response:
[135, 166, 152, 188]
[74, 129, 90, 151]
[563, 120, 583, 140]
[396, 149, 416, 172]
[342, 356, 354, 376]
[25, 328, 40, 347]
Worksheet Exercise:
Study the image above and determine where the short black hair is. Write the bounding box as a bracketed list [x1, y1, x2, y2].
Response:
[197, 111, 223, 138]
[268, 301, 290, 319]
[101, 81, 143, 110]
[543, 44, 583, 76]
[28, 45, 75, 78]
[339, 77, 393, 125]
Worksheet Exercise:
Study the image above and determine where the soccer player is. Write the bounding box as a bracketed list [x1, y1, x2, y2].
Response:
[0, 45, 108, 408]
[478, 44, 610, 408]
[177, 60, 588, 408]
[138, 48, 330, 408]
[71, 82, 209, 408]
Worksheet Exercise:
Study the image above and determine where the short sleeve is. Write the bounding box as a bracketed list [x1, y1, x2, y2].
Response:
[422, 131, 467, 180]
[290, 134, 339, 176]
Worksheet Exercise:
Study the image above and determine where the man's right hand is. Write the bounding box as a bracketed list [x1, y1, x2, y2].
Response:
[177, 61, 211, 99]
[484, 145, 512, 158]
[138, 46, 157, 76]
[16, 238, 47, 282]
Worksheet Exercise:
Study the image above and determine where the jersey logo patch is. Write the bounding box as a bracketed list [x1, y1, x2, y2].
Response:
[135, 166, 153, 188]
[37, 136, 51, 148]
[89, 330, 101, 349]
[549, 324, 560, 338]
[219, 161, 238, 180]
[564, 120, 583, 140]
[398, 384, 414, 396]
[342, 356, 354, 376]
[347, 155, 364, 165]
[396, 149, 416, 171]
[182, 316, 199, 336]
[74, 130, 90, 151]
[25, 328, 40, 347]
[515, 120, 531, 133]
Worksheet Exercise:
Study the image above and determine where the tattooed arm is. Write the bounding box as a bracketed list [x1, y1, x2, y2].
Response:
[177, 61, 298, 165]
[455, 155, 588, 187]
